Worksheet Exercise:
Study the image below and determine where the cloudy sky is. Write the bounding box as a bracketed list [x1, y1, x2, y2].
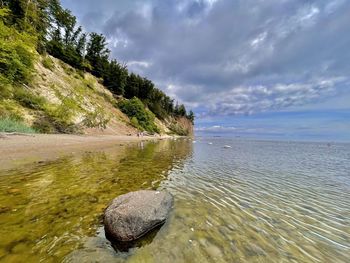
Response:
[61, 0, 350, 141]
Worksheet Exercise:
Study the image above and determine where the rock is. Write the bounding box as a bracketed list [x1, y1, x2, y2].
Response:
[104, 190, 173, 242]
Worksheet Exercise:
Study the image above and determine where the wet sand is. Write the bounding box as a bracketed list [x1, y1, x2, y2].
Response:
[0, 133, 168, 170]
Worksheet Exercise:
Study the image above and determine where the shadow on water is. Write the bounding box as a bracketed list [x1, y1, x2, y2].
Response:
[107, 223, 164, 253]
[0, 138, 192, 262]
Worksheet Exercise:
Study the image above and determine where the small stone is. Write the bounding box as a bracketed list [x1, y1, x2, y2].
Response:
[7, 189, 21, 195]
[87, 195, 99, 203]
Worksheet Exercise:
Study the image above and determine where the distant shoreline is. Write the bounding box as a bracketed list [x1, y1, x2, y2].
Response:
[0, 133, 173, 171]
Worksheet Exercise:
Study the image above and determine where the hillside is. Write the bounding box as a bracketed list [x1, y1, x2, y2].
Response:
[1, 55, 193, 136]
[0, 1, 193, 136]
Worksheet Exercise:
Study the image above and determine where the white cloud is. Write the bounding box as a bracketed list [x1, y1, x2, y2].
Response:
[62, 0, 350, 118]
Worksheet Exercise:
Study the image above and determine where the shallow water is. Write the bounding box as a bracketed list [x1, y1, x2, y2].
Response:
[1, 138, 350, 262]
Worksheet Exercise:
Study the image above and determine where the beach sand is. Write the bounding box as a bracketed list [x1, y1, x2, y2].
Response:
[0, 133, 169, 170]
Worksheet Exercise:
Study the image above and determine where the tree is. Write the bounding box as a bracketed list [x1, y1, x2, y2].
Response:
[147, 88, 168, 119]
[125, 73, 140, 99]
[2, 0, 50, 40]
[0, 0, 192, 125]
[86, 32, 110, 76]
[178, 104, 186, 116]
[118, 97, 159, 133]
[76, 33, 86, 57]
[139, 77, 154, 100]
[45, 3, 87, 68]
[0, 6, 36, 86]
[187, 110, 195, 124]
[103, 60, 128, 95]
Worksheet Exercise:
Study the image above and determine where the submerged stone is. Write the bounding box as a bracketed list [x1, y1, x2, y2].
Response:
[104, 190, 173, 242]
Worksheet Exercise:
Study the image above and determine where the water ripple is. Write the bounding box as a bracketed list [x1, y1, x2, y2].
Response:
[156, 139, 350, 262]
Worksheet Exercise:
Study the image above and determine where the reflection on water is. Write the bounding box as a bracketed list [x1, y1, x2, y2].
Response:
[0, 139, 192, 262]
[1, 138, 350, 262]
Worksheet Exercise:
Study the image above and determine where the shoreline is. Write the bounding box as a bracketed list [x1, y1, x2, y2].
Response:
[0, 133, 173, 171]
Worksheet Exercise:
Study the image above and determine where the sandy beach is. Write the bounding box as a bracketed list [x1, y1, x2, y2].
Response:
[0, 133, 167, 170]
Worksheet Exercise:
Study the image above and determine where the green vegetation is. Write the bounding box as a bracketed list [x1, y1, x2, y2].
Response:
[0, 118, 36, 133]
[0, 0, 194, 134]
[13, 87, 46, 110]
[0, 8, 36, 89]
[118, 97, 159, 134]
[42, 56, 55, 70]
[82, 108, 110, 130]
[169, 122, 188, 136]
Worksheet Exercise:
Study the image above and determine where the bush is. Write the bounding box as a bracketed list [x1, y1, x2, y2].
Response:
[0, 118, 36, 133]
[130, 116, 140, 129]
[32, 112, 78, 134]
[169, 122, 189, 136]
[42, 56, 55, 71]
[32, 115, 55, 133]
[13, 87, 46, 110]
[0, 75, 13, 99]
[0, 101, 23, 121]
[82, 108, 110, 129]
[32, 98, 80, 134]
[83, 78, 95, 89]
[43, 102, 79, 134]
[0, 17, 36, 85]
[118, 97, 159, 134]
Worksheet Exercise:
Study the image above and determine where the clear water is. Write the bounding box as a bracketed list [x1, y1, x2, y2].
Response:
[0, 138, 350, 262]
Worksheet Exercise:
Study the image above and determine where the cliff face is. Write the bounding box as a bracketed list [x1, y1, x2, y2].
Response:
[5, 55, 193, 136]
[155, 116, 193, 136]
[172, 116, 194, 136]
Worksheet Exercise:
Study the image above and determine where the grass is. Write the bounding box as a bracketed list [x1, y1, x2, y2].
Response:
[0, 118, 36, 133]
[13, 87, 47, 110]
[42, 56, 55, 71]
[169, 122, 188, 136]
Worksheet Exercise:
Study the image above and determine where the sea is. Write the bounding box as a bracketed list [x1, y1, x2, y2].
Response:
[0, 137, 349, 262]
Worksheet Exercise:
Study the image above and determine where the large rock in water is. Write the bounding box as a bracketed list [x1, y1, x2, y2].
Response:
[104, 190, 173, 242]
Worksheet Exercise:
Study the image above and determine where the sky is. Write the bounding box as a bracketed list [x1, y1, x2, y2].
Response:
[61, 0, 350, 141]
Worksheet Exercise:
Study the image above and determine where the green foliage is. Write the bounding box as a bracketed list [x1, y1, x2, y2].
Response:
[0, 8, 10, 18]
[147, 88, 169, 119]
[169, 122, 189, 136]
[85, 33, 110, 76]
[0, 0, 195, 136]
[0, 14, 36, 85]
[103, 60, 128, 95]
[77, 69, 85, 79]
[0, 118, 36, 133]
[125, 73, 140, 98]
[130, 116, 140, 129]
[83, 78, 95, 89]
[0, 100, 24, 120]
[42, 56, 55, 70]
[118, 97, 159, 134]
[31, 95, 80, 134]
[82, 108, 110, 129]
[32, 115, 54, 133]
[0, 75, 13, 99]
[13, 87, 46, 110]
[60, 61, 74, 75]
[187, 110, 195, 124]
[44, 2, 88, 69]
[33, 106, 78, 134]
[174, 103, 187, 117]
